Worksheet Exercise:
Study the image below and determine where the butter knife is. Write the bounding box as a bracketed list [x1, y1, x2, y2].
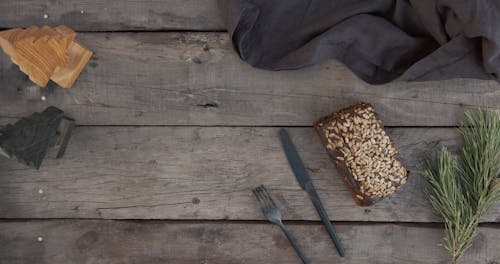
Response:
[279, 128, 345, 257]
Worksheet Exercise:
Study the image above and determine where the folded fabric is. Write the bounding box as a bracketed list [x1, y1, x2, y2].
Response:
[218, 0, 500, 84]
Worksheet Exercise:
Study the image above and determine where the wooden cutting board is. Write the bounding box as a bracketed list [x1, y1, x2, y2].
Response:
[0, 25, 92, 88]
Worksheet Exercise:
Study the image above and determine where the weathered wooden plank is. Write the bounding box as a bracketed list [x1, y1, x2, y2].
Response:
[0, 126, 498, 222]
[0, 220, 498, 264]
[0, 0, 224, 31]
[0, 33, 498, 126]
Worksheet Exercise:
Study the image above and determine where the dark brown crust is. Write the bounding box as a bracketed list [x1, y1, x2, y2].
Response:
[314, 102, 409, 206]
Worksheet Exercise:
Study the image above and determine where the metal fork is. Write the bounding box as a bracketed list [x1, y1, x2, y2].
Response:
[253, 185, 310, 264]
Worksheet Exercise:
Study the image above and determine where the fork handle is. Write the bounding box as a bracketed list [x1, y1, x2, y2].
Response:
[277, 223, 310, 264]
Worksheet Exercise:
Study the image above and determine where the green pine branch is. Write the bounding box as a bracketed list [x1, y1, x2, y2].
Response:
[423, 109, 500, 264]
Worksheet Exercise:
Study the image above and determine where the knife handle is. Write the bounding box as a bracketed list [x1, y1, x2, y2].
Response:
[308, 187, 345, 257]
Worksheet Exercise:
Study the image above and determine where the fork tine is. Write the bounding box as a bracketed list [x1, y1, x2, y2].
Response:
[255, 187, 270, 210]
[256, 186, 271, 209]
[253, 188, 263, 205]
[260, 185, 277, 208]
[253, 187, 268, 211]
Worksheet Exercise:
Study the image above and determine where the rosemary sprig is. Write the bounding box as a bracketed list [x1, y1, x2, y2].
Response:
[423, 110, 500, 264]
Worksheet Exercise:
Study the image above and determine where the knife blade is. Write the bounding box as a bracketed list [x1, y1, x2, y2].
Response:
[279, 128, 345, 257]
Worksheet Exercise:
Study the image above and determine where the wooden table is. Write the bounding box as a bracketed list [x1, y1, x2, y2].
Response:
[0, 1, 499, 263]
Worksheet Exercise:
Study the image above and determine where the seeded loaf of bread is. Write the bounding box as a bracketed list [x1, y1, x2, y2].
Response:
[314, 102, 408, 206]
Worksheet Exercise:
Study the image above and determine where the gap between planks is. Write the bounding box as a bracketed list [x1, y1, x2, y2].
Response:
[0, 218, 499, 228]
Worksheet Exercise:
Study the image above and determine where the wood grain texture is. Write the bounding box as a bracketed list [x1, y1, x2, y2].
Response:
[0, 0, 225, 31]
[0, 25, 92, 88]
[1, 220, 498, 264]
[1, 126, 498, 222]
[1, 33, 498, 126]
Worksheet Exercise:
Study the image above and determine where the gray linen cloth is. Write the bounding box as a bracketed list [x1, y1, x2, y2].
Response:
[218, 0, 500, 84]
